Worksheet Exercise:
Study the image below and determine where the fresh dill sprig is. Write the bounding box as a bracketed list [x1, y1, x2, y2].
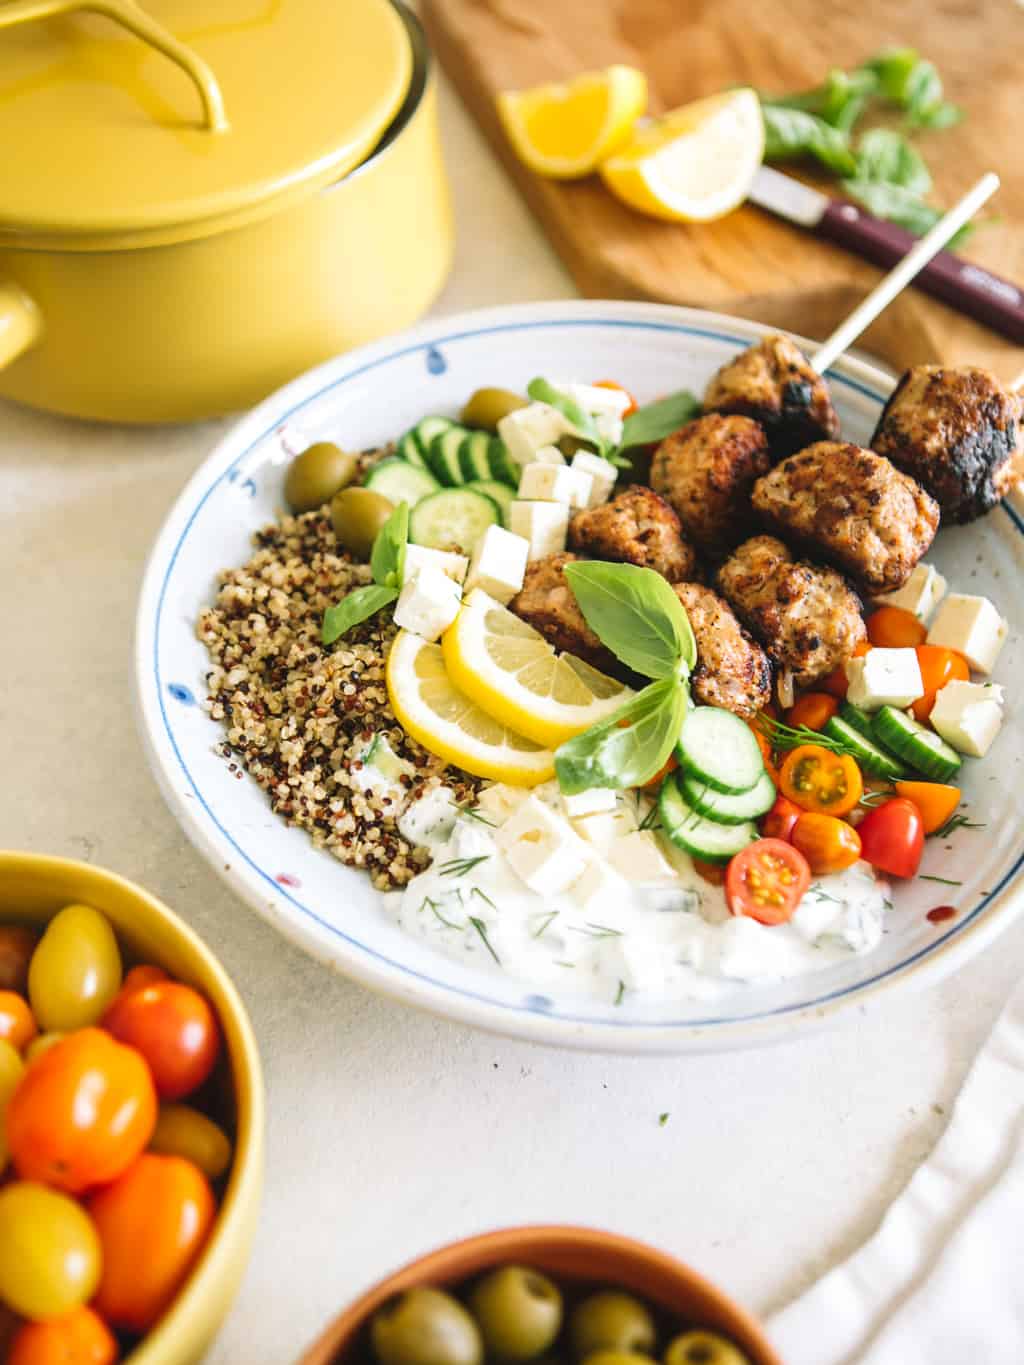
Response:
[456, 803, 495, 828]
[658, 1112, 670, 1127]
[470, 886, 497, 910]
[570, 922, 623, 939]
[555, 960, 576, 969]
[614, 979, 626, 1005]
[809, 883, 842, 905]
[859, 787, 895, 807]
[468, 916, 500, 964]
[758, 714, 856, 758]
[929, 813, 985, 840]
[532, 910, 559, 939]
[420, 896, 461, 929]
[919, 873, 962, 886]
[639, 804, 662, 831]
[438, 854, 491, 878]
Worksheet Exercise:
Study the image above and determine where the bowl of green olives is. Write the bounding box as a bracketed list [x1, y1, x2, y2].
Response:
[297, 1227, 782, 1365]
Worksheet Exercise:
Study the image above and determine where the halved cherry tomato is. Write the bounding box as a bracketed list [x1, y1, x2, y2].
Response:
[103, 981, 221, 1101]
[0, 993, 37, 1052]
[791, 813, 862, 875]
[867, 606, 927, 648]
[912, 645, 970, 722]
[857, 798, 924, 878]
[785, 692, 840, 732]
[7, 1307, 117, 1365]
[692, 860, 726, 887]
[725, 839, 811, 925]
[893, 781, 961, 835]
[821, 640, 871, 698]
[779, 744, 863, 817]
[761, 794, 802, 842]
[642, 752, 677, 792]
[593, 379, 638, 417]
[6, 1027, 157, 1194]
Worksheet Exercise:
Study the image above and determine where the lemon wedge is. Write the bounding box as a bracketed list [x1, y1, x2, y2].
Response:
[496, 65, 648, 179]
[442, 590, 631, 749]
[387, 630, 555, 786]
[600, 88, 764, 222]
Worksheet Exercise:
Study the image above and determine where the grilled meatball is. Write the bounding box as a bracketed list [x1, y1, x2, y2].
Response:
[751, 441, 939, 594]
[704, 334, 840, 459]
[673, 582, 771, 719]
[650, 414, 771, 555]
[568, 486, 698, 582]
[509, 552, 622, 677]
[717, 536, 866, 691]
[871, 364, 1024, 524]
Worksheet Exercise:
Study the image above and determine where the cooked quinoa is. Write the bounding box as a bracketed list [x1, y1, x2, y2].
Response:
[196, 506, 481, 890]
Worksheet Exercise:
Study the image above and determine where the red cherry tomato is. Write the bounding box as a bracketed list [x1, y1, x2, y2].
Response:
[103, 981, 221, 1101]
[761, 794, 802, 842]
[725, 839, 811, 925]
[857, 798, 924, 878]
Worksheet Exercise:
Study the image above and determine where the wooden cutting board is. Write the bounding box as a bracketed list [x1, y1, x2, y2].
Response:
[420, 0, 1024, 380]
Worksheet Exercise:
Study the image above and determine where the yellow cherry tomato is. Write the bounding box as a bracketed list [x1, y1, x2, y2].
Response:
[149, 1104, 233, 1180]
[28, 905, 122, 1032]
[0, 1039, 25, 1174]
[0, 1182, 101, 1321]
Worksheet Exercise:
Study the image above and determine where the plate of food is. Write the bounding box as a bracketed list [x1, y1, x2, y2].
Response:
[135, 300, 1024, 1051]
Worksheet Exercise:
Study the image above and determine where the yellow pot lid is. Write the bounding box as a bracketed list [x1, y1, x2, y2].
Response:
[0, 0, 413, 249]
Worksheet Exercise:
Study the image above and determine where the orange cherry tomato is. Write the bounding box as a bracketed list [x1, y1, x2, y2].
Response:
[893, 781, 962, 835]
[747, 719, 779, 783]
[791, 813, 862, 875]
[867, 606, 927, 649]
[785, 692, 840, 732]
[821, 640, 871, 698]
[6, 1028, 156, 1194]
[0, 928, 39, 994]
[7, 1307, 118, 1365]
[593, 379, 638, 417]
[761, 794, 802, 842]
[779, 744, 863, 817]
[103, 982, 221, 1102]
[642, 752, 678, 792]
[725, 839, 811, 925]
[692, 860, 726, 887]
[912, 645, 970, 722]
[88, 1154, 215, 1333]
[0, 993, 37, 1053]
[120, 965, 168, 998]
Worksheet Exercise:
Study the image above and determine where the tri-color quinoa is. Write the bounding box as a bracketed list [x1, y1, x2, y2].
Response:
[196, 506, 480, 889]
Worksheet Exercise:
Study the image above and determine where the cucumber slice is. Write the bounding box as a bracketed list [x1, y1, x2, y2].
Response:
[676, 706, 764, 794]
[363, 457, 439, 507]
[427, 427, 469, 486]
[413, 416, 456, 453]
[659, 774, 759, 864]
[487, 437, 519, 488]
[459, 431, 494, 483]
[466, 480, 514, 526]
[872, 706, 962, 783]
[409, 488, 499, 555]
[824, 716, 908, 781]
[680, 771, 776, 825]
[838, 701, 875, 739]
[396, 431, 428, 469]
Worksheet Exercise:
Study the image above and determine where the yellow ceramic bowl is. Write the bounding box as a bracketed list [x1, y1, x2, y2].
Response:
[0, 852, 265, 1365]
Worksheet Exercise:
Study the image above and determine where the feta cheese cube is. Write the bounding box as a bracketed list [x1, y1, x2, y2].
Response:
[571, 809, 634, 854]
[401, 543, 469, 587]
[529, 444, 567, 467]
[508, 500, 570, 560]
[518, 462, 593, 509]
[392, 562, 461, 642]
[464, 524, 528, 604]
[496, 795, 587, 894]
[607, 830, 677, 884]
[569, 859, 630, 914]
[872, 562, 946, 621]
[927, 593, 1007, 674]
[595, 412, 624, 448]
[570, 451, 617, 507]
[845, 648, 925, 711]
[475, 783, 529, 826]
[497, 404, 574, 467]
[550, 380, 634, 418]
[930, 680, 1005, 757]
[562, 787, 618, 820]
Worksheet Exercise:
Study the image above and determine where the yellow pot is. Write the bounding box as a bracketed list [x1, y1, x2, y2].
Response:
[0, 1, 453, 423]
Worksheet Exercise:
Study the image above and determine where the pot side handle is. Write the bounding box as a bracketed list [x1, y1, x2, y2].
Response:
[0, 283, 42, 371]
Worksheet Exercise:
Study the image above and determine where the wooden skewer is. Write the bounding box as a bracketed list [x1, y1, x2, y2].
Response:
[811, 173, 1001, 376]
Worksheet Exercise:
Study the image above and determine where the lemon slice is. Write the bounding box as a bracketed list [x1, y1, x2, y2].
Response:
[600, 88, 764, 222]
[387, 630, 555, 786]
[496, 65, 648, 179]
[442, 590, 631, 748]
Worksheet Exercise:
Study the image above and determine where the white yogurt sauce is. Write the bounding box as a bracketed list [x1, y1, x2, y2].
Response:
[385, 781, 890, 1004]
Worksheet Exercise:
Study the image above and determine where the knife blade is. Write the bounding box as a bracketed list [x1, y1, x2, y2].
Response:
[747, 165, 1024, 344]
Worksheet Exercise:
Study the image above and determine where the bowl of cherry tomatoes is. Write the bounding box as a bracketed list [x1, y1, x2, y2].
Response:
[0, 851, 264, 1364]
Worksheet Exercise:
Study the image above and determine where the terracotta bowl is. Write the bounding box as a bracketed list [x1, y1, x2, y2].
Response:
[298, 1226, 783, 1365]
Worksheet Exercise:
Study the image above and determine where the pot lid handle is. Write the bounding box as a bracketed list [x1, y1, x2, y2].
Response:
[0, 0, 229, 133]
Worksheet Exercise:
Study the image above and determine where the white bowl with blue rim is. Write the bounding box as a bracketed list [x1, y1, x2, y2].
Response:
[134, 301, 1024, 1052]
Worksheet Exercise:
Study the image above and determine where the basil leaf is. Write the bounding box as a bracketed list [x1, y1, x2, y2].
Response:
[555, 676, 687, 794]
[564, 561, 696, 679]
[761, 105, 858, 177]
[620, 389, 700, 450]
[861, 48, 962, 128]
[370, 501, 409, 589]
[527, 377, 610, 460]
[840, 179, 975, 248]
[853, 128, 931, 195]
[760, 66, 878, 131]
[322, 584, 398, 645]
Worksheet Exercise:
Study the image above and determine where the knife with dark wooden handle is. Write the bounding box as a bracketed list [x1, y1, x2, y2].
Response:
[748, 166, 1024, 343]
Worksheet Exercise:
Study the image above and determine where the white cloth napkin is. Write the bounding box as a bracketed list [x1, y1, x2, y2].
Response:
[768, 978, 1024, 1363]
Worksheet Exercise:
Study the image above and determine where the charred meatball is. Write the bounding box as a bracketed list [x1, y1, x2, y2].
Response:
[508, 552, 622, 676]
[717, 536, 866, 692]
[704, 333, 840, 459]
[673, 582, 771, 719]
[650, 414, 771, 555]
[751, 441, 939, 594]
[871, 364, 1024, 524]
[568, 486, 698, 582]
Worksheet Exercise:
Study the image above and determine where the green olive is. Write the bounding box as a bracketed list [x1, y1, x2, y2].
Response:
[468, 1265, 563, 1360]
[663, 1332, 750, 1365]
[583, 1353, 656, 1365]
[460, 388, 528, 432]
[284, 441, 359, 513]
[570, 1293, 656, 1359]
[556, 433, 595, 458]
[330, 487, 394, 561]
[371, 1287, 483, 1365]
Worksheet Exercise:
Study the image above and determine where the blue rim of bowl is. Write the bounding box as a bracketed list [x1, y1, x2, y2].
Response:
[138, 304, 1024, 1049]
